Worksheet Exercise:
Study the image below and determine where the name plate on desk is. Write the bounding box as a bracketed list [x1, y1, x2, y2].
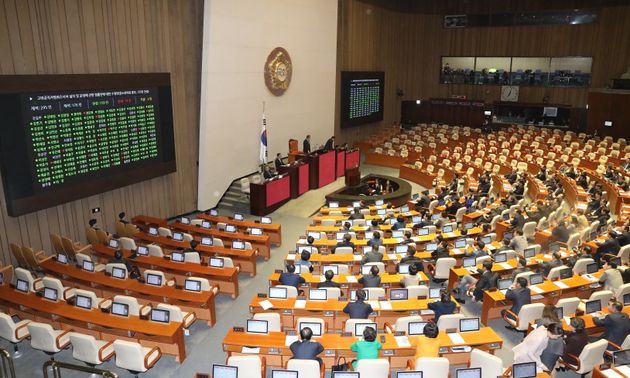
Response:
[489, 343, 501, 349]
[268, 348, 281, 355]
[283, 309, 293, 315]
[439, 347, 449, 354]
[382, 283, 390, 288]
[324, 311, 334, 317]
[383, 350, 394, 356]
[325, 349, 336, 357]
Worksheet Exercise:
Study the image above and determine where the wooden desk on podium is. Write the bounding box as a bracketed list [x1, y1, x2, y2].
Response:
[308, 149, 337, 189]
[278, 160, 310, 199]
[250, 174, 291, 216]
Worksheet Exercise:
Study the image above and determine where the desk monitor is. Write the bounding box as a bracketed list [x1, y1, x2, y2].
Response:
[308, 231, 321, 240]
[392, 230, 404, 238]
[234, 213, 244, 221]
[212, 364, 238, 378]
[75, 294, 92, 309]
[299, 246, 316, 254]
[246, 319, 269, 334]
[364, 232, 374, 240]
[184, 279, 201, 292]
[463, 257, 476, 268]
[401, 205, 410, 212]
[590, 229, 598, 240]
[377, 209, 386, 216]
[328, 202, 339, 209]
[322, 265, 339, 275]
[171, 251, 184, 262]
[209, 258, 225, 268]
[353, 201, 361, 208]
[54, 252, 69, 265]
[512, 362, 537, 378]
[429, 288, 441, 299]
[624, 293, 630, 306]
[523, 247, 536, 258]
[498, 278, 512, 290]
[388, 218, 398, 225]
[408, 321, 428, 335]
[390, 288, 408, 301]
[271, 370, 299, 378]
[529, 273, 543, 285]
[559, 268, 573, 280]
[108, 239, 120, 249]
[455, 238, 466, 249]
[232, 241, 245, 250]
[438, 199, 445, 206]
[361, 265, 376, 275]
[111, 267, 126, 279]
[418, 228, 430, 236]
[43, 287, 58, 301]
[111, 302, 129, 317]
[350, 290, 358, 301]
[336, 232, 346, 240]
[398, 264, 410, 274]
[426, 242, 438, 252]
[269, 287, 288, 299]
[375, 200, 384, 206]
[459, 318, 480, 332]
[397, 372, 422, 378]
[172, 232, 184, 241]
[309, 288, 327, 301]
[15, 279, 29, 293]
[503, 213, 510, 221]
[442, 225, 454, 233]
[201, 220, 211, 229]
[494, 253, 507, 263]
[137, 246, 149, 256]
[412, 216, 422, 223]
[210, 209, 219, 216]
[251, 228, 263, 236]
[586, 262, 598, 274]
[554, 307, 563, 319]
[585, 299, 601, 314]
[355, 322, 377, 337]
[82, 260, 95, 272]
[146, 273, 162, 286]
[480, 236, 492, 244]
[150, 308, 170, 323]
[180, 217, 190, 224]
[201, 237, 213, 246]
[148, 227, 158, 236]
[431, 213, 441, 221]
[225, 225, 237, 233]
[299, 322, 323, 337]
[503, 231, 513, 240]
[395, 245, 407, 253]
[549, 243, 561, 253]
[604, 120, 613, 127]
[456, 368, 481, 378]
[613, 349, 630, 367]
[333, 373, 360, 378]
[464, 222, 474, 230]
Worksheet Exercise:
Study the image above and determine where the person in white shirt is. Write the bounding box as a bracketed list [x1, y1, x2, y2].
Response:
[512, 323, 564, 373]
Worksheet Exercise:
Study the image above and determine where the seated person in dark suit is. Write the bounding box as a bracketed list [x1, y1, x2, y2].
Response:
[262, 165, 276, 179]
[391, 215, 406, 230]
[332, 234, 355, 253]
[465, 240, 487, 258]
[361, 245, 384, 264]
[471, 261, 497, 302]
[368, 219, 381, 231]
[279, 264, 305, 288]
[324, 136, 335, 150]
[367, 231, 383, 248]
[428, 289, 456, 321]
[593, 300, 630, 350]
[110, 249, 133, 272]
[400, 231, 415, 244]
[549, 221, 570, 244]
[510, 257, 528, 281]
[343, 289, 373, 319]
[562, 317, 588, 366]
[495, 238, 511, 253]
[399, 245, 423, 273]
[317, 270, 341, 289]
[511, 209, 526, 231]
[349, 210, 364, 220]
[290, 327, 324, 365]
[541, 252, 563, 278]
[294, 250, 314, 273]
[502, 277, 531, 322]
[431, 240, 450, 260]
[595, 235, 621, 263]
[358, 265, 381, 288]
[274, 153, 284, 170]
[417, 190, 431, 208]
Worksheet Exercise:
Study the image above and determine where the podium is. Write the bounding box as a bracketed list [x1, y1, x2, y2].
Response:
[278, 160, 310, 198]
[345, 167, 360, 187]
[308, 149, 337, 189]
[249, 174, 291, 216]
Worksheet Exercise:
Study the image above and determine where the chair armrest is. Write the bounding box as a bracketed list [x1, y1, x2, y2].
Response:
[383, 322, 394, 334]
[427, 263, 436, 276]
[254, 248, 259, 256]
[182, 311, 197, 328]
[320, 361, 325, 378]
[56, 329, 72, 349]
[75, 244, 92, 254]
[143, 346, 162, 369]
[503, 367, 513, 375]
[212, 286, 219, 296]
[608, 340, 623, 350]
[502, 309, 518, 326]
[236, 265, 240, 273]
[98, 299, 112, 309]
[33, 278, 44, 291]
[14, 320, 31, 340]
[167, 279, 175, 287]
[62, 288, 75, 300]
[260, 356, 267, 378]
[35, 250, 46, 259]
[140, 304, 152, 317]
[98, 341, 115, 362]
[406, 358, 415, 370]
[565, 353, 581, 371]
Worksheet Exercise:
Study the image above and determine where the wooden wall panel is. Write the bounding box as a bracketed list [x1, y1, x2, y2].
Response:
[0, 0, 203, 266]
[336, 0, 630, 143]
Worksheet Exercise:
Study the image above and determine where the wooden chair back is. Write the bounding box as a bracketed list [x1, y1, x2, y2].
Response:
[9, 243, 28, 269]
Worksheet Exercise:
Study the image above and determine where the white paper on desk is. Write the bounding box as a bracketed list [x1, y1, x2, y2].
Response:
[600, 368, 626, 378]
[448, 333, 465, 344]
[563, 316, 571, 325]
[530, 285, 544, 294]
[346, 276, 358, 283]
[394, 336, 411, 347]
[615, 365, 630, 377]
[452, 248, 463, 255]
[380, 301, 393, 310]
[388, 254, 398, 260]
[286, 254, 296, 260]
[500, 263, 512, 269]
[543, 253, 552, 259]
[367, 300, 380, 309]
[560, 251, 568, 259]
[318, 275, 325, 282]
[396, 238, 404, 243]
[241, 346, 260, 354]
[285, 335, 299, 347]
[554, 281, 569, 289]
[297, 239, 307, 244]
[259, 300, 274, 310]
[486, 244, 496, 251]
[294, 300, 306, 309]
[353, 255, 362, 261]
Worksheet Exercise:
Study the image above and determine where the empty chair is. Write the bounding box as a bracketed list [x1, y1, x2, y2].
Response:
[112, 340, 161, 377]
[27, 322, 71, 359]
[42, 276, 75, 300]
[239, 178, 250, 197]
[320, 287, 342, 299]
[182, 233, 194, 242]
[559, 339, 608, 376]
[547, 265, 570, 281]
[21, 246, 43, 270]
[437, 314, 464, 331]
[522, 222, 536, 241]
[335, 246, 354, 255]
[85, 227, 100, 245]
[183, 252, 201, 264]
[119, 237, 137, 250]
[556, 298, 581, 316]
[573, 258, 595, 275]
[384, 315, 423, 334]
[578, 290, 614, 313]
[565, 232, 581, 250]
[14, 267, 43, 292]
[406, 285, 429, 299]
[618, 245, 630, 265]
[226, 355, 265, 378]
[253, 313, 282, 332]
[273, 285, 298, 298]
[155, 303, 196, 328]
[355, 359, 389, 377]
[0, 312, 30, 356]
[49, 233, 66, 256]
[428, 257, 456, 283]
[409, 357, 450, 376]
[74, 253, 93, 268]
[469, 348, 504, 378]
[147, 244, 164, 257]
[157, 227, 172, 237]
[112, 295, 151, 317]
[96, 229, 110, 244]
[363, 288, 386, 300]
[125, 223, 139, 237]
[68, 332, 114, 366]
[9, 243, 29, 269]
[503, 303, 545, 332]
[286, 359, 324, 378]
[114, 221, 127, 237]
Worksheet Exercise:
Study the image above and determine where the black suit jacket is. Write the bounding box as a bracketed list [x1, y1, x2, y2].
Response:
[343, 301, 373, 319]
[303, 139, 311, 154]
[290, 340, 324, 361]
[505, 287, 531, 315]
[324, 138, 334, 150]
[317, 280, 341, 288]
[594, 312, 630, 350]
[274, 157, 283, 170]
[333, 240, 355, 253]
[428, 300, 456, 321]
[511, 214, 526, 230]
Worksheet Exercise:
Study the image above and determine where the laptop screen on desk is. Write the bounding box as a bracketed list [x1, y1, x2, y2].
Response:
[43, 287, 58, 301]
[614, 349, 630, 367]
[377, 209, 386, 215]
[271, 370, 298, 378]
[442, 225, 453, 233]
[512, 362, 537, 378]
[299, 322, 322, 337]
[418, 228, 430, 236]
[172, 232, 184, 241]
[624, 293, 630, 306]
[412, 216, 422, 223]
[251, 228, 263, 236]
[456, 368, 481, 378]
[523, 247, 536, 258]
[137, 246, 149, 256]
[184, 279, 201, 292]
[336, 232, 346, 240]
[234, 213, 244, 221]
[146, 273, 162, 286]
[429, 288, 441, 299]
[246, 319, 268, 334]
[212, 364, 237, 378]
[464, 222, 474, 230]
[375, 200, 384, 206]
[355, 322, 377, 337]
[503, 231, 513, 240]
[201, 237, 213, 246]
[309, 289, 327, 301]
[201, 220, 211, 229]
[232, 241, 245, 250]
[15, 279, 28, 293]
[150, 308, 170, 323]
[333, 373, 359, 378]
[225, 225, 237, 233]
[171, 252, 184, 262]
[75, 294, 92, 309]
[82, 260, 94, 272]
[529, 273, 543, 285]
[111, 267, 126, 279]
[559, 268, 573, 280]
[397, 372, 422, 378]
[395, 245, 407, 253]
[498, 278, 512, 290]
[494, 253, 507, 263]
[308, 232, 321, 240]
[261, 217, 272, 224]
[586, 262, 598, 274]
[322, 265, 339, 275]
[180, 217, 190, 224]
[111, 302, 129, 317]
[56, 253, 68, 264]
[390, 288, 408, 301]
[408, 321, 427, 335]
[480, 236, 491, 244]
[401, 205, 409, 212]
[463, 257, 476, 268]
[432, 213, 441, 221]
[455, 239, 466, 249]
[108, 239, 120, 249]
[269, 287, 288, 299]
[392, 230, 403, 238]
[210, 258, 225, 268]
[426, 242, 437, 252]
[585, 299, 601, 314]
[353, 201, 361, 208]
[398, 264, 410, 275]
[210, 209, 219, 216]
[149, 227, 158, 236]
[459, 318, 480, 332]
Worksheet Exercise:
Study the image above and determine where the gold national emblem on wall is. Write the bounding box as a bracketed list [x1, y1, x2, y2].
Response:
[264, 47, 292, 96]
